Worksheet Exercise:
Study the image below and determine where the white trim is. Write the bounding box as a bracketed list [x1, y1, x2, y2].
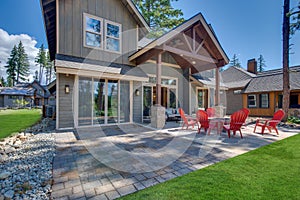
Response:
[56, 73, 59, 129]
[104, 20, 122, 54]
[83, 13, 104, 50]
[104, 79, 108, 124]
[118, 80, 121, 123]
[74, 75, 79, 128]
[130, 80, 133, 123]
[248, 94, 257, 108]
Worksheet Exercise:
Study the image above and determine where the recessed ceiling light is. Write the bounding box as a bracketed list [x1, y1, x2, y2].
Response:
[192, 61, 196, 65]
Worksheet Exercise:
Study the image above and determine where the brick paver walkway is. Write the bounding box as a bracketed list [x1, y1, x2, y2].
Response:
[51, 123, 299, 199]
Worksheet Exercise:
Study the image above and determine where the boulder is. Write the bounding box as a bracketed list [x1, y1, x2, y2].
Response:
[0, 171, 11, 180]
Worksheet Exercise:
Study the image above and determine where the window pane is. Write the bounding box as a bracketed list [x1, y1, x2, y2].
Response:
[107, 80, 118, 124]
[120, 81, 130, 123]
[79, 77, 92, 126]
[93, 80, 105, 125]
[169, 89, 176, 108]
[260, 94, 269, 108]
[248, 95, 256, 107]
[106, 37, 120, 52]
[107, 23, 120, 38]
[86, 32, 101, 47]
[86, 16, 101, 33]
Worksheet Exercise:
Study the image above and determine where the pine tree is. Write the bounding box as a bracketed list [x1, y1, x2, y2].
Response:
[16, 41, 30, 83]
[0, 77, 6, 87]
[133, 0, 185, 37]
[45, 51, 55, 84]
[5, 45, 18, 86]
[289, 1, 300, 34]
[257, 54, 266, 72]
[35, 44, 47, 84]
[229, 54, 241, 68]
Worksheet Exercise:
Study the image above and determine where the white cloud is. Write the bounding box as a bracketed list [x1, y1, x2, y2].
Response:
[0, 28, 42, 82]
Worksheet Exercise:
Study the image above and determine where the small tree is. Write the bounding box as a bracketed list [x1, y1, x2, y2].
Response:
[35, 44, 47, 84]
[45, 51, 55, 84]
[289, 1, 300, 34]
[16, 41, 30, 83]
[229, 54, 241, 68]
[257, 54, 266, 72]
[5, 45, 18, 86]
[133, 0, 185, 37]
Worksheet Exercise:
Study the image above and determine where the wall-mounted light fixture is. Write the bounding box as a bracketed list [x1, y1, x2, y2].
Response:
[65, 85, 70, 94]
[135, 89, 140, 96]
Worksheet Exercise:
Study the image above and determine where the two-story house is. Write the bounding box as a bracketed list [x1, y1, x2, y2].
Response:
[41, 0, 229, 130]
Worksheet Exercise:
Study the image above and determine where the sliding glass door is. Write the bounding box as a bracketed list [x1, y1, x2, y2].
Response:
[78, 77, 129, 126]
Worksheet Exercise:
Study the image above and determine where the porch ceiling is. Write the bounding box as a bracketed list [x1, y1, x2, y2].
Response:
[129, 13, 229, 74]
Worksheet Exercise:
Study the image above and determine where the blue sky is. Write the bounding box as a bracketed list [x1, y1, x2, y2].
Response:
[0, 0, 299, 75]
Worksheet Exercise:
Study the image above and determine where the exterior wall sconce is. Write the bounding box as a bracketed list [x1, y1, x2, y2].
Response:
[135, 89, 140, 96]
[65, 85, 70, 94]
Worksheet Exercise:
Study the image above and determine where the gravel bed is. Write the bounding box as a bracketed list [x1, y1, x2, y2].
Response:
[0, 120, 56, 200]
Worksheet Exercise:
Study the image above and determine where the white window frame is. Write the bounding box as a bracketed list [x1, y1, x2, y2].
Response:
[83, 13, 103, 49]
[105, 20, 122, 54]
[248, 94, 257, 108]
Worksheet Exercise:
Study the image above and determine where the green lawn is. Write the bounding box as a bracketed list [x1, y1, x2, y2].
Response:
[0, 109, 42, 139]
[121, 134, 300, 200]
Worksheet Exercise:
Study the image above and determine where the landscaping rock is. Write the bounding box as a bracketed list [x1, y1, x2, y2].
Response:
[0, 171, 11, 179]
[4, 190, 14, 199]
[5, 147, 16, 154]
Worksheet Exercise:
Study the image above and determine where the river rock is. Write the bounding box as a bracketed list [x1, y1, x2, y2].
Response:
[0, 171, 11, 179]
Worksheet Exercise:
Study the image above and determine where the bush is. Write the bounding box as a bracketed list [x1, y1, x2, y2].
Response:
[287, 116, 300, 124]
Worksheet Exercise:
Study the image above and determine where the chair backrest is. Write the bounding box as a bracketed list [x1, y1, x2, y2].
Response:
[230, 110, 247, 130]
[197, 110, 209, 127]
[179, 108, 188, 124]
[240, 108, 250, 123]
[206, 107, 215, 117]
[270, 109, 285, 127]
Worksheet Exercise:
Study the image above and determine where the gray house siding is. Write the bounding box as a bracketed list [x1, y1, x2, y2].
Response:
[226, 89, 243, 114]
[0, 96, 4, 107]
[133, 81, 142, 123]
[58, 0, 138, 66]
[58, 74, 75, 128]
[190, 85, 197, 114]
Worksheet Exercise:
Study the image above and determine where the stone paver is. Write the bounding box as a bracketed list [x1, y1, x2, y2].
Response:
[52, 124, 299, 199]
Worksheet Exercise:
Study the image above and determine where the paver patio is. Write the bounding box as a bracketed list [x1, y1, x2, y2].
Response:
[51, 122, 299, 200]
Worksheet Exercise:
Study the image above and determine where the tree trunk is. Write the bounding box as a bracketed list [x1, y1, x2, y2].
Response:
[282, 0, 290, 121]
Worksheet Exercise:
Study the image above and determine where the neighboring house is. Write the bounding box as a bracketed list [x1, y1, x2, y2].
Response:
[221, 60, 256, 114]
[41, 0, 229, 130]
[0, 87, 34, 108]
[243, 65, 300, 117]
[16, 80, 47, 106]
[47, 80, 56, 106]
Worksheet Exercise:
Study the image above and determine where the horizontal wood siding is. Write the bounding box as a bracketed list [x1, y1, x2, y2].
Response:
[58, 0, 138, 66]
[242, 92, 275, 117]
[58, 73, 75, 128]
[133, 81, 142, 123]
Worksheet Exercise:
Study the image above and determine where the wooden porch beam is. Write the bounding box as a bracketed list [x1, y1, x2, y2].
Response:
[163, 44, 218, 64]
[156, 53, 162, 106]
[135, 49, 164, 65]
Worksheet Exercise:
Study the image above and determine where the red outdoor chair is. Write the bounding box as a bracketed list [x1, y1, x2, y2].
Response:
[223, 110, 247, 138]
[206, 107, 215, 117]
[253, 109, 285, 135]
[196, 110, 209, 134]
[240, 108, 250, 125]
[179, 108, 198, 130]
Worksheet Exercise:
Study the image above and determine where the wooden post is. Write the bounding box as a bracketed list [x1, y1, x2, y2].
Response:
[215, 68, 220, 106]
[156, 53, 162, 106]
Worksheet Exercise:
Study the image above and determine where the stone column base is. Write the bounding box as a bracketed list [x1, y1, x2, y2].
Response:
[214, 106, 225, 117]
[151, 105, 166, 129]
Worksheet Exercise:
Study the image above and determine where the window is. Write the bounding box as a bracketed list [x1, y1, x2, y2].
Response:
[248, 94, 256, 108]
[105, 21, 121, 53]
[84, 13, 103, 48]
[234, 90, 242, 94]
[259, 93, 269, 108]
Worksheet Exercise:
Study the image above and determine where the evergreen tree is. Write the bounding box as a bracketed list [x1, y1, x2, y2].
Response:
[229, 54, 241, 68]
[16, 41, 30, 83]
[45, 51, 55, 84]
[35, 44, 47, 84]
[257, 54, 266, 72]
[5, 45, 18, 86]
[289, 1, 300, 34]
[0, 77, 6, 87]
[133, 0, 185, 37]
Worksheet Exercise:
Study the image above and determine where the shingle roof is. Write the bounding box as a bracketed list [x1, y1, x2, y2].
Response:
[243, 65, 300, 93]
[220, 66, 256, 89]
[192, 74, 226, 88]
[0, 87, 35, 96]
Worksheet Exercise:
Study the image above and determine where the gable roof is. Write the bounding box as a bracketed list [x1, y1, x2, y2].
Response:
[129, 12, 229, 71]
[40, 0, 150, 60]
[221, 66, 256, 89]
[243, 65, 300, 93]
[0, 87, 35, 96]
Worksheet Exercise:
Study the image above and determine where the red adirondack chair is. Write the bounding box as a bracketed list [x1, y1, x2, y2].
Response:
[196, 110, 209, 133]
[223, 110, 247, 138]
[240, 108, 250, 125]
[206, 107, 215, 117]
[253, 109, 285, 135]
[179, 108, 198, 130]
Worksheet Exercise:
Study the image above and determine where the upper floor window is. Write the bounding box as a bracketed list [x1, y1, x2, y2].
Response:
[105, 21, 121, 53]
[84, 13, 103, 48]
[259, 93, 269, 108]
[248, 94, 256, 108]
[83, 13, 121, 53]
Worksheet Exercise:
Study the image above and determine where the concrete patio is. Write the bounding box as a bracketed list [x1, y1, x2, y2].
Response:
[51, 122, 299, 200]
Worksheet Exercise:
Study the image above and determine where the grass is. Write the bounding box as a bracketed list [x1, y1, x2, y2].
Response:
[0, 109, 42, 139]
[121, 134, 300, 200]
